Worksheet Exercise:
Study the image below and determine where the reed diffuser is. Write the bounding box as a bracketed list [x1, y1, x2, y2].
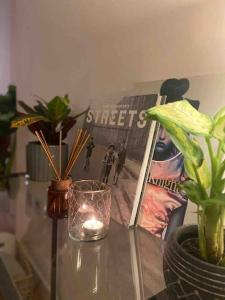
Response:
[35, 129, 90, 219]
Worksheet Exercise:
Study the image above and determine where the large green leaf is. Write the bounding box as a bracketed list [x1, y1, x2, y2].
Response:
[47, 96, 70, 122]
[184, 157, 210, 189]
[11, 114, 46, 128]
[165, 123, 203, 167]
[147, 100, 213, 136]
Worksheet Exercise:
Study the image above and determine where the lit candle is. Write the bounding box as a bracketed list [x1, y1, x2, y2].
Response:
[83, 218, 104, 237]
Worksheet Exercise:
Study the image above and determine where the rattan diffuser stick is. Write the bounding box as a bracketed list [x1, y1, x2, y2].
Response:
[63, 130, 90, 179]
[35, 131, 60, 179]
[35, 129, 90, 180]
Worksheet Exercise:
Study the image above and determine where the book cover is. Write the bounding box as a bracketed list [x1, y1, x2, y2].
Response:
[137, 99, 200, 240]
[73, 94, 162, 226]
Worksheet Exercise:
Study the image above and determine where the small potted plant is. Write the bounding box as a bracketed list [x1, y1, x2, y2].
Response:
[12, 94, 87, 181]
[0, 85, 17, 191]
[146, 100, 225, 299]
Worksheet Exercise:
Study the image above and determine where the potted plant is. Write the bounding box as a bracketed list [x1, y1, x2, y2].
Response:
[12, 95, 87, 181]
[146, 100, 225, 299]
[0, 85, 17, 191]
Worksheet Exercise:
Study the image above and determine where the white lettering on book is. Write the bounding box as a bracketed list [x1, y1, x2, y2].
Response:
[149, 177, 179, 193]
[86, 109, 147, 128]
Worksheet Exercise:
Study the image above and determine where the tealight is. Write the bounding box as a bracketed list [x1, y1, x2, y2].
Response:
[83, 218, 104, 237]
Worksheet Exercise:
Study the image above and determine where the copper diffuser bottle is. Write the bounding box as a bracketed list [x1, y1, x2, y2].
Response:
[47, 178, 72, 219]
[34, 129, 90, 219]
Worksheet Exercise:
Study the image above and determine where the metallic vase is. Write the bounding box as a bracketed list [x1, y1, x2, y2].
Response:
[26, 141, 68, 181]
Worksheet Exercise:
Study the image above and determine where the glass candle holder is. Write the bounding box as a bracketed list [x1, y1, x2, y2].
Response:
[68, 180, 111, 241]
[47, 178, 72, 219]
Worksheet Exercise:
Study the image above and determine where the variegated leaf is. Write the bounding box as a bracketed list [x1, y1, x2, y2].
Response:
[162, 123, 203, 167]
[11, 115, 45, 128]
[184, 158, 210, 189]
[147, 100, 213, 136]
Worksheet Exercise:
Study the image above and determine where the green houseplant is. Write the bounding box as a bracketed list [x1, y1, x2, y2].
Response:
[146, 100, 225, 299]
[0, 85, 17, 190]
[12, 95, 87, 181]
[12, 94, 86, 144]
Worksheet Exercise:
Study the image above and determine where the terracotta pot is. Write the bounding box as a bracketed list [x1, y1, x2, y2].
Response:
[163, 225, 225, 299]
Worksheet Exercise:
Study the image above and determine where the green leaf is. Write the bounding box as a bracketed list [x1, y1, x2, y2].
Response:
[181, 180, 204, 205]
[213, 178, 225, 195]
[212, 116, 225, 141]
[0, 97, 16, 114]
[18, 100, 35, 114]
[11, 115, 46, 128]
[147, 100, 213, 136]
[62, 95, 69, 105]
[210, 159, 225, 195]
[165, 124, 204, 167]
[203, 194, 225, 207]
[34, 101, 49, 117]
[214, 160, 225, 182]
[47, 96, 70, 122]
[214, 106, 225, 123]
[0, 121, 16, 135]
[0, 85, 16, 114]
[184, 158, 210, 189]
[211, 106, 225, 141]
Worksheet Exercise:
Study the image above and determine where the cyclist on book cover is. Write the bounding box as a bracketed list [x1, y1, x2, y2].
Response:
[140, 78, 193, 241]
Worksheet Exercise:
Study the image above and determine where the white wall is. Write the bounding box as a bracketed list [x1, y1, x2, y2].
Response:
[134, 73, 225, 117]
[11, 0, 225, 171]
[0, 0, 11, 93]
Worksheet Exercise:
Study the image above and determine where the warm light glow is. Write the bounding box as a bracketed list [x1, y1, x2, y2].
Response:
[78, 204, 88, 212]
[83, 218, 103, 230]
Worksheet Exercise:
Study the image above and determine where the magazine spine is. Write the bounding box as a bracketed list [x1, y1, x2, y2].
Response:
[129, 95, 163, 227]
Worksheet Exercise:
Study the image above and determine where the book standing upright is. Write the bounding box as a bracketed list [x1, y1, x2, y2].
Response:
[73, 94, 163, 226]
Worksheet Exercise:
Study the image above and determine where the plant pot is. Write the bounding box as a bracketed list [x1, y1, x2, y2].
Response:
[163, 225, 225, 299]
[26, 141, 68, 181]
